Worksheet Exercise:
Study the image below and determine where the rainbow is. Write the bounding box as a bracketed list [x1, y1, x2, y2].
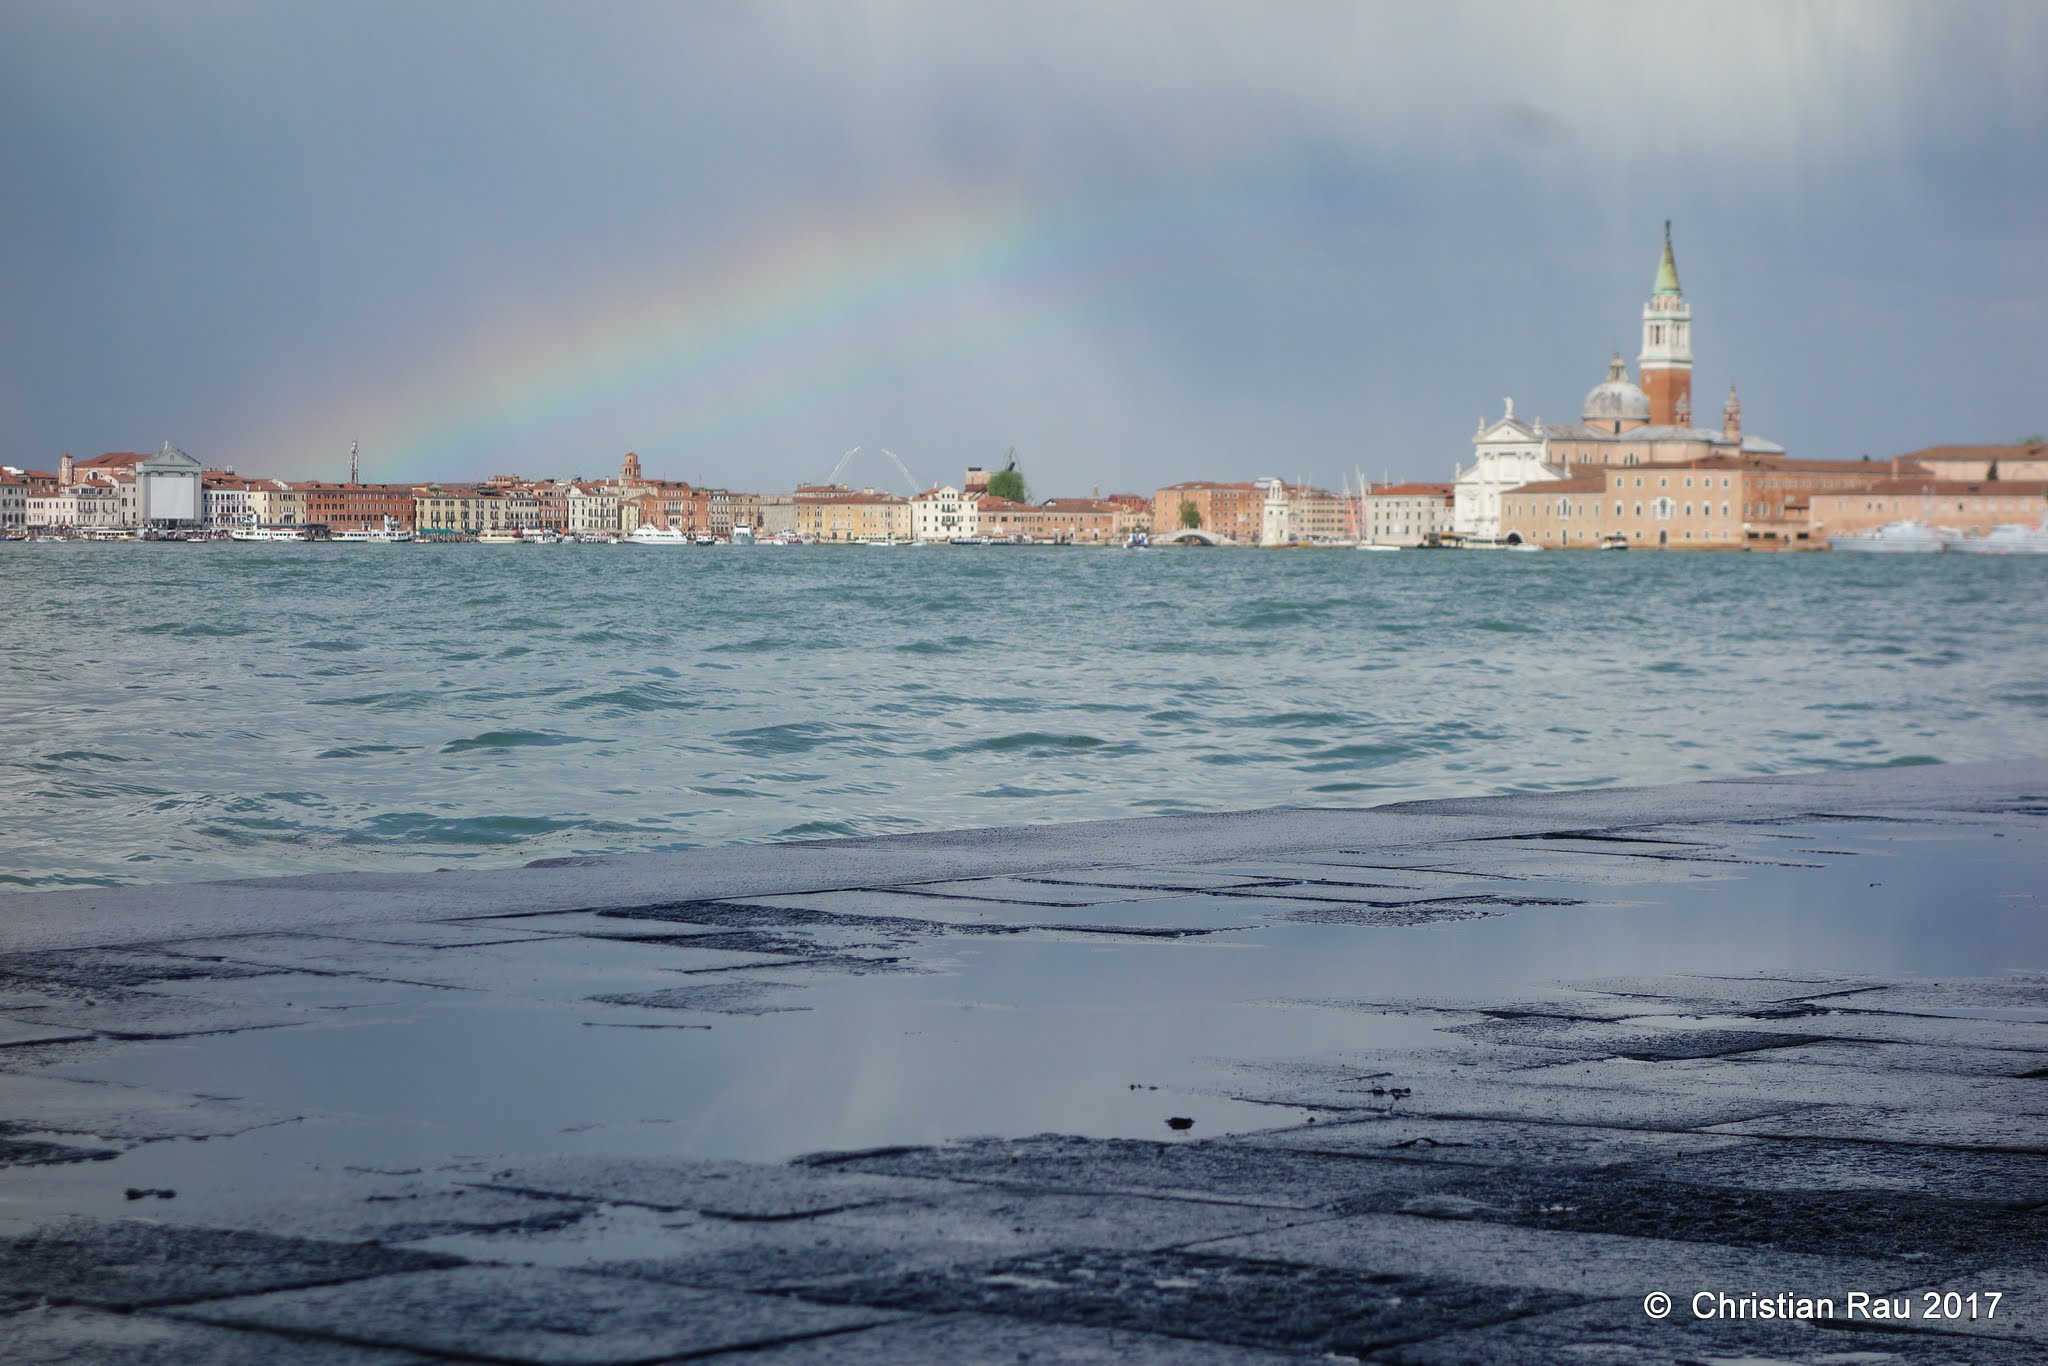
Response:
[283, 183, 1187, 483]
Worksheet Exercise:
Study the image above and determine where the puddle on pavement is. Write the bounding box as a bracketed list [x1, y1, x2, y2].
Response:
[1, 820, 2040, 1226]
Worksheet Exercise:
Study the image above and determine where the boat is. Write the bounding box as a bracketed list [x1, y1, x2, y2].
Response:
[476, 529, 524, 544]
[331, 516, 414, 544]
[859, 536, 904, 547]
[229, 524, 312, 542]
[574, 531, 620, 545]
[1950, 521, 2048, 555]
[1828, 520, 1956, 554]
[1598, 532, 1630, 550]
[523, 528, 563, 545]
[1353, 541, 1401, 552]
[626, 523, 690, 546]
[730, 525, 755, 545]
[1123, 532, 1148, 549]
[694, 531, 715, 545]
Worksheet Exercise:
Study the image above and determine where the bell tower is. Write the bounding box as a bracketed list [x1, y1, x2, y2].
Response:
[1638, 221, 1693, 427]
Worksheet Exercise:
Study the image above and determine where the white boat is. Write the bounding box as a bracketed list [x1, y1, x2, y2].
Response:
[477, 529, 524, 544]
[574, 532, 620, 545]
[1828, 520, 1956, 554]
[730, 525, 755, 545]
[1950, 521, 2048, 555]
[1353, 541, 1401, 552]
[230, 524, 312, 542]
[331, 516, 413, 544]
[1598, 533, 1630, 550]
[626, 524, 690, 546]
[694, 531, 715, 545]
[860, 537, 904, 547]
[524, 528, 563, 545]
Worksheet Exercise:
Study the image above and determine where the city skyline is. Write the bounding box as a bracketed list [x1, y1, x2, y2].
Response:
[4, 2, 2044, 492]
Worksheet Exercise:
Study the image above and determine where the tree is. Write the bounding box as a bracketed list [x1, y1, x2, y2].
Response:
[985, 469, 1027, 503]
[1987, 460, 1999, 482]
[1178, 499, 1201, 529]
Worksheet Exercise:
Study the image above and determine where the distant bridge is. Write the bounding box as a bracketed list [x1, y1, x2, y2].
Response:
[1156, 529, 1232, 546]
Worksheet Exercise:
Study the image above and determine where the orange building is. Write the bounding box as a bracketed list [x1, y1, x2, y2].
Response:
[1152, 481, 1262, 543]
[293, 482, 418, 532]
[1500, 457, 1897, 549]
[1810, 479, 2048, 540]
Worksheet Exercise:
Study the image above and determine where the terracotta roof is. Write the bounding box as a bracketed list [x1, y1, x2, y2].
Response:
[1505, 475, 1606, 494]
[1367, 482, 1453, 497]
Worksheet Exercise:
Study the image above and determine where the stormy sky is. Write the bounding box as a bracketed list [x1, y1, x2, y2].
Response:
[3, 1, 2042, 495]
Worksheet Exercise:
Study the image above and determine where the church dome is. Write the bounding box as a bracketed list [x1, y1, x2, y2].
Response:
[1583, 353, 1650, 423]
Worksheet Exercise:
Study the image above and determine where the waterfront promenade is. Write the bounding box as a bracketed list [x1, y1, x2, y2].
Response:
[1, 760, 2042, 1362]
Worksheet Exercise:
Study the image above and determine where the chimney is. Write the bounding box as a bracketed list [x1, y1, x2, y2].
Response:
[59, 453, 73, 487]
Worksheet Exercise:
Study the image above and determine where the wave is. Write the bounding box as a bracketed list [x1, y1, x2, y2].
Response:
[440, 729, 590, 754]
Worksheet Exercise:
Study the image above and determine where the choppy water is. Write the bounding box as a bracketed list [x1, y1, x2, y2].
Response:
[3, 541, 2043, 890]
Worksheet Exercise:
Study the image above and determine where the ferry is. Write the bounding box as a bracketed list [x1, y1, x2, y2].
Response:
[229, 524, 313, 542]
[730, 524, 756, 545]
[524, 528, 563, 545]
[625, 523, 690, 546]
[1828, 521, 1955, 554]
[1599, 532, 1630, 550]
[1353, 541, 1401, 552]
[574, 531, 620, 545]
[476, 529, 525, 544]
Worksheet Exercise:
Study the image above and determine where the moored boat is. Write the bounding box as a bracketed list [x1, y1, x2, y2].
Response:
[625, 523, 690, 545]
[476, 529, 524, 544]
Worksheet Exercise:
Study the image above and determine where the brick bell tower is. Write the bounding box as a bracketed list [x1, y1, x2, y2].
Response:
[1638, 221, 1693, 427]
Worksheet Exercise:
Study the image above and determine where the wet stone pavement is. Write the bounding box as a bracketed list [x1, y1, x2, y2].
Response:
[0, 760, 2044, 1364]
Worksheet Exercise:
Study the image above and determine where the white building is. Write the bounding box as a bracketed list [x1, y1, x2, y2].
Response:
[566, 482, 620, 536]
[911, 485, 976, 542]
[135, 442, 204, 526]
[0, 475, 25, 532]
[204, 476, 259, 529]
[1454, 399, 1560, 538]
[1363, 483, 1454, 546]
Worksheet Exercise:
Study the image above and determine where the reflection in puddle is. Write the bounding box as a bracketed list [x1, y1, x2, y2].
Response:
[1, 821, 2040, 1228]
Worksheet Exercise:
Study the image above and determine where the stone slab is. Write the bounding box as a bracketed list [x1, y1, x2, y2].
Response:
[695, 1310, 1304, 1363]
[171, 1264, 897, 1364]
[0, 1216, 458, 1311]
[0, 1305, 438, 1366]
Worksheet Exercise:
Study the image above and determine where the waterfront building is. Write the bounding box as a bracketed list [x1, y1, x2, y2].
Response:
[793, 485, 911, 542]
[1257, 479, 1349, 545]
[911, 485, 975, 542]
[756, 495, 797, 536]
[565, 482, 618, 537]
[1152, 481, 1262, 544]
[613, 453, 707, 534]
[1102, 494, 1153, 537]
[1361, 483, 1454, 546]
[294, 481, 418, 532]
[135, 442, 203, 526]
[0, 474, 25, 532]
[1030, 498, 1123, 543]
[203, 473, 262, 530]
[246, 480, 306, 527]
[1498, 456, 1900, 549]
[1810, 478, 2048, 540]
[412, 483, 528, 536]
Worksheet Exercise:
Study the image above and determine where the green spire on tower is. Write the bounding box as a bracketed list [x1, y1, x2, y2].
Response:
[1654, 220, 1681, 295]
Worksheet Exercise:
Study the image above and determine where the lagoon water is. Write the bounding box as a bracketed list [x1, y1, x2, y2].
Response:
[3, 541, 2044, 891]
